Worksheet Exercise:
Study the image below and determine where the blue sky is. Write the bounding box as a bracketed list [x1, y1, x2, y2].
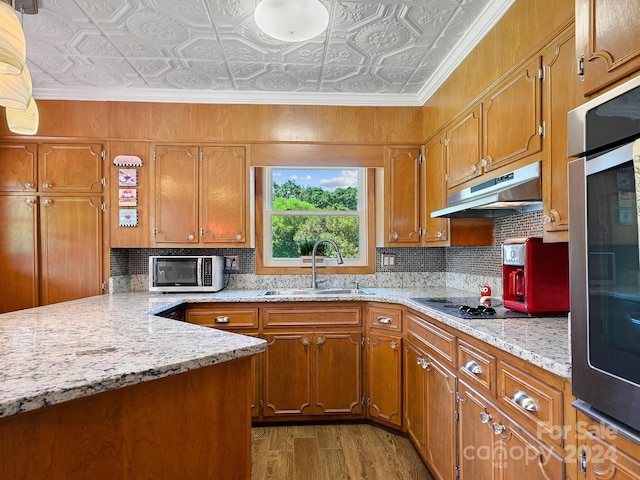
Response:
[272, 168, 358, 191]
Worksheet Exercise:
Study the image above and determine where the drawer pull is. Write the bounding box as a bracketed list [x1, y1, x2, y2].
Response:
[214, 316, 230, 324]
[513, 390, 539, 412]
[464, 360, 483, 375]
[421, 359, 431, 370]
[480, 412, 492, 424]
[377, 316, 392, 325]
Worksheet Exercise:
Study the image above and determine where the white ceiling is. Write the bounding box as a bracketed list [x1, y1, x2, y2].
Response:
[20, 0, 514, 106]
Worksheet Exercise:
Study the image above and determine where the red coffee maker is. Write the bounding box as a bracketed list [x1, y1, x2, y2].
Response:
[502, 237, 570, 315]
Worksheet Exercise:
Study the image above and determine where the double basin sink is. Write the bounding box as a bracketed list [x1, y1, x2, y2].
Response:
[262, 288, 375, 297]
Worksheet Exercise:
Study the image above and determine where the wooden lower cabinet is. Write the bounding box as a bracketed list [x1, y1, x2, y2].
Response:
[262, 330, 363, 418]
[577, 412, 640, 480]
[367, 331, 402, 427]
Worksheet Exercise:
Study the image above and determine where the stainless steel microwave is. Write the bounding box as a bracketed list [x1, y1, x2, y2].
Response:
[149, 256, 225, 293]
[568, 74, 640, 439]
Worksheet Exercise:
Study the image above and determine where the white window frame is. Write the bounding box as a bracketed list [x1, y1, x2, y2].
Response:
[263, 167, 368, 267]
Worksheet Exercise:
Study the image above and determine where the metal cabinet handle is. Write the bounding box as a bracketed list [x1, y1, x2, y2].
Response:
[390, 341, 398, 350]
[377, 316, 392, 324]
[42, 181, 52, 189]
[302, 337, 309, 346]
[200, 228, 205, 237]
[234, 233, 242, 241]
[542, 214, 555, 224]
[42, 199, 53, 205]
[316, 336, 325, 346]
[421, 359, 431, 370]
[436, 230, 444, 238]
[24, 182, 34, 190]
[187, 234, 195, 240]
[464, 360, 483, 375]
[481, 158, 488, 167]
[214, 316, 230, 324]
[24, 198, 36, 206]
[470, 165, 478, 172]
[513, 390, 539, 412]
[491, 422, 506, 435]
[480, 411, 492, 424]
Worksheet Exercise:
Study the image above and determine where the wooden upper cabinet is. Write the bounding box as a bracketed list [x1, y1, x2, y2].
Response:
[445, 105, 482, 189]
[154, 145, 200, 244]
[39, 196, 103, 306]
[423, 133, 448, 244]
[482, 57, 542, 172]
[39, 143, 104, 193]
[385, 146, 422, 246]
[577, 0, 640, 95]
[542, 26, 584, 242]
[0, 195, 38, 313]
[201, 146, 247, 245]
[153, 144, 248, 246]
[0, 144, 37, 192]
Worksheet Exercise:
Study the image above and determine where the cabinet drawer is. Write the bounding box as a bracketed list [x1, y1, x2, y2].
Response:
[368, 305, 402, 331]
[498, 361, 563, 446]
[458, 340, 496, 396]
[406, 312, 455, 365]
[264, 304, 361, 328]
[185, 306, 259, 329]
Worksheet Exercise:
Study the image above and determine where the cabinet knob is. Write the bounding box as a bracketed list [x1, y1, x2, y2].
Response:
[391, 232, 399, 240]
[480, 411, 492, 424]
[421, 358, 431, 370]
[24, 182, 34, 190]
[187, 234, 195, 240]
[512, 390, 539, 412]
[42, 199, 53, 206]
[542, 214, 554, 224]
[437, 230, 444, 238]
[214, 316, 230, 324]
[491, 422, 506, 435]
[390, 341, 398, 350]
[42, 181, 52, 189]
[470, 165, 478, 172]
[234, 233, 242, 241]
[377, 316, 392, 325]
[464, 360, 483, 375]
[24, 198, 36, 206]
[316, 336, 325, 346]
[302, 337, 309, 346]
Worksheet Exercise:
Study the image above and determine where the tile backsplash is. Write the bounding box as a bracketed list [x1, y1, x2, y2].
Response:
[111, 210, 546, 295]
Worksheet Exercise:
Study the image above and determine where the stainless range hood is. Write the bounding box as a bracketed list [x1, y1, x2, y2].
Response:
[430, 162, 542, 218]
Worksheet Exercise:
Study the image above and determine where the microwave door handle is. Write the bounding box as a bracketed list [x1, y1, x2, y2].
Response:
[197, 258, 203, 287]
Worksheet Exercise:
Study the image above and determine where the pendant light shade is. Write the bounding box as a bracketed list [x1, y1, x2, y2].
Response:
[254, 0, 329, 42]
[0, 1, 26, 75]
[0, 62, 32, 109]
[6, 95, 38, 135]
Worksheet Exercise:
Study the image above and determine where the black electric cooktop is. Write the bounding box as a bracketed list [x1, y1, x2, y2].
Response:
[409, 297, 538, 320]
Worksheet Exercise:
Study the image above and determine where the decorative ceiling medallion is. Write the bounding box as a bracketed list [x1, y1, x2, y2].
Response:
[353, 21, 412, 55]
[125, 11, 188, 46]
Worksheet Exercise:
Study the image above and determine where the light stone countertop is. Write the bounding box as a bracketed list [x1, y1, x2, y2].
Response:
[0, 286, 571, 420]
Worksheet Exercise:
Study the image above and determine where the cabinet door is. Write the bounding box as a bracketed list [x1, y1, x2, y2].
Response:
[314, 331, 363, 415]
[542, 28, 584, 242]
[483, 58, 542, 172]
[577, 0, 640, 95]
[446, 106, 482, 189]
[457, 381, 498, 480]
[385, 146, 422, 245]
[0, 195, 38, 313]
[262, 333, 313, 417]
[423, 133, 448, 244]
[201, 146, 247, 245]
[368, 332, 402, 427]
[424, 353, 457, 480]
[39, 144, 103, 193]
[154, 145, 199, 243]
[0, 144, 37, 192]
[404, 341, 427, 456]
[40, 196, 103, 305]
[582, 429, 640, 479]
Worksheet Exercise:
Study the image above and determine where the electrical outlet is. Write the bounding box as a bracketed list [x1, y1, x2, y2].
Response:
[224, 256, 239, 270]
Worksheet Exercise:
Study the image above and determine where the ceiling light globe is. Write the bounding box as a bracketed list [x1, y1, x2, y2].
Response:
[6, 96, 39, 135]
[254, 0, 329, 42]
[0, 1, 27, 75]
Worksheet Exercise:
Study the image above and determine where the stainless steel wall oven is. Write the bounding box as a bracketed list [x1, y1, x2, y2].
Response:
[568, 75, 640, 440]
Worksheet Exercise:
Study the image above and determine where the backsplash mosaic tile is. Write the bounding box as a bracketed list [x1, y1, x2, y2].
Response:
[109, 210, 551, 295]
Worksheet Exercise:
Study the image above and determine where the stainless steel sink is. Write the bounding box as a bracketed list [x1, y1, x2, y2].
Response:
[262, 288, 375, 296]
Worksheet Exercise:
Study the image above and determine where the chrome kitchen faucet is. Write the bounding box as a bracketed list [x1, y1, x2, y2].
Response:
[311, 238, 344, 288]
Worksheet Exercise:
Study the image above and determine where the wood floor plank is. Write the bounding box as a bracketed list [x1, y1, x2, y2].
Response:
[252, 438, 271, 480]
[319, 448, 351, 480]
[316, 424, 343, 449]
[293, 437, 323, 480]
[265, 450, 293, 480]
[269, 425, 294, 451]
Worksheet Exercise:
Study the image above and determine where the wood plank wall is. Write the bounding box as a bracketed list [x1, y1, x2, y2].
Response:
[422, 0, 575, 140]
[0, 101, 423, 145]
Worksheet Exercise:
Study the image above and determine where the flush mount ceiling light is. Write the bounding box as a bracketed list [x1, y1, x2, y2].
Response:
[254, 0, 329, 42]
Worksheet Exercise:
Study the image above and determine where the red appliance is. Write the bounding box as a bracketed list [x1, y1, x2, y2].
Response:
[502, 237, 569, 315]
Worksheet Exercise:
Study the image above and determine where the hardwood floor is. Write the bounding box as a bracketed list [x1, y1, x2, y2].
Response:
[251, 423, 435, 480]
